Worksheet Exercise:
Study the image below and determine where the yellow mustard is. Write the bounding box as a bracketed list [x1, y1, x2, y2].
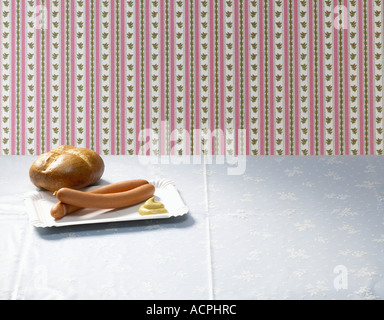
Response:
[139, 196, 168, 215]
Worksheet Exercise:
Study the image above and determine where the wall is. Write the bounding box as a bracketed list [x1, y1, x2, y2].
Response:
[0, 0, 382, 155]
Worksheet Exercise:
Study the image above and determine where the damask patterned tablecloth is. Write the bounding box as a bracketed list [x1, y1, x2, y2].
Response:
[0, 156, 383, 300]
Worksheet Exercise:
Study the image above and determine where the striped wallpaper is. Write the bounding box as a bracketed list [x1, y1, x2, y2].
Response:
[0, 0, 383, 156]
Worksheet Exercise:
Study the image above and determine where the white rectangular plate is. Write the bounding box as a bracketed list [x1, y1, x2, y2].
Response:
[24, 179, 189, 228]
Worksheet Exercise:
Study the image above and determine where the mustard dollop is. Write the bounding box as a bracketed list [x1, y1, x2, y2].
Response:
[139, 197, 168, 215]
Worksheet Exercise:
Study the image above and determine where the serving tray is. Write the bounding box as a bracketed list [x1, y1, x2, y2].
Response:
[24, 179, 188, 228]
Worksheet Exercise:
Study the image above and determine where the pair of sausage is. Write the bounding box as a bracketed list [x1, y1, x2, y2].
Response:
[50, 179, 155, 219]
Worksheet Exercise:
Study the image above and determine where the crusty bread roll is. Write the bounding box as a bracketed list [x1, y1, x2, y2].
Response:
[29, 145, 105, 192]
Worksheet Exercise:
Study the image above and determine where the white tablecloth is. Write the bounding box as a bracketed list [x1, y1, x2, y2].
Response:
[1, 155, 383, 300]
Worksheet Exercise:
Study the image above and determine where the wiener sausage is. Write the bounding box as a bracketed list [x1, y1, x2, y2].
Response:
[50, 179, 149, 219]
[55, 183, 155, 209]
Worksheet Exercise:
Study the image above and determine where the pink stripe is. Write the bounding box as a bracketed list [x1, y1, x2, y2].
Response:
[169, 0, 175, 155]
[209, 0, 215, 154]
[35, 0, 41, 154]
[368, 0, 375, 154]
[11, 0, 17, 154]
[333, 0, 340, 155]
[120, 0, 126, 155]
[85, 0, 90, 149]
[60, 0, 66, 146]
[135, 1, 141, 154]
[145, 0, 151, 155]
[95, 0, 101, 153]
[308, 1, 314, 155]
[194, 0, 200, 155]
[71, 0, 76, 147]
[383, 0, 384, 154]
[0, 6, 1, 151]
[20, 3, 26, 154]
[185, 0, 190, 155]
[268, 0, 274, 155]
[358, 0, 365, 154]
[343, 0, 350, 155]
[243, 0, 250, 155]
[45, 0, 51, 152]
[160, 0, 166, 155]
[318, 0, 325, 155]
[293, 0, 300, 155]
[11, 0, 15, 154]
[283, 0, 289, 155]
[110, 0, 116, 154]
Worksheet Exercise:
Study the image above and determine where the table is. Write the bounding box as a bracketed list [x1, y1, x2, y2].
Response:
[1, 155, 384, 300]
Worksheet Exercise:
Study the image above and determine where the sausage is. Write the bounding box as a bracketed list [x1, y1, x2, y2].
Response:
[55, 183, 155, 210]
[50, 179, 149, 219]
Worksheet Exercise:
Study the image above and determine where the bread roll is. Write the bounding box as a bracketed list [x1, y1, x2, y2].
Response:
[29, 145, 105, 192]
